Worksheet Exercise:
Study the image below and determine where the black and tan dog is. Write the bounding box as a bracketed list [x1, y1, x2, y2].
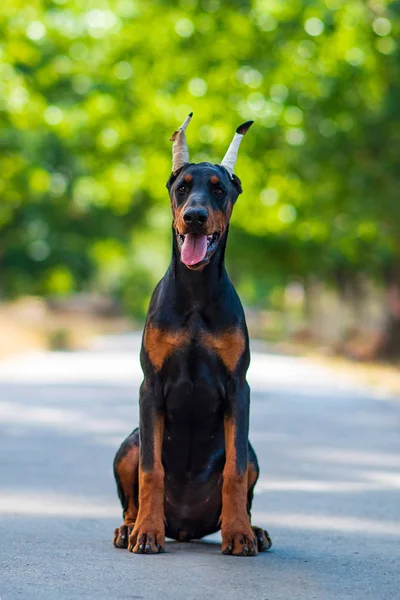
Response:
[113, 114, 272, 556]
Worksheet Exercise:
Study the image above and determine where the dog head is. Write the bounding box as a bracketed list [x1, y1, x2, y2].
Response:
[166, 114, 253, 270]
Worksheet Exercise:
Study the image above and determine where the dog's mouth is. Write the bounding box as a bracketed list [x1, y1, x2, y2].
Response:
[177, 231, 220, 268]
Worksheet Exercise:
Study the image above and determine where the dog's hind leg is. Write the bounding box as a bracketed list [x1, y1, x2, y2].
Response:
[247, 442, 272, 552]
[113, 428, 140, 548]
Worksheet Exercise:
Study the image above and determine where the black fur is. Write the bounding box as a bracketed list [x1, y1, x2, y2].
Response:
[114, 161, 269, 548]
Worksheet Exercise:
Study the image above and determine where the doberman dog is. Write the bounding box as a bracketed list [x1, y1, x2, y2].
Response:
[113, 114, 272, 556]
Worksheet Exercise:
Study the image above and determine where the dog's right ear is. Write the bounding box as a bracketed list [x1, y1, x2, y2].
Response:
[166, 172, 176, 192]
[166, 164, 186, 192]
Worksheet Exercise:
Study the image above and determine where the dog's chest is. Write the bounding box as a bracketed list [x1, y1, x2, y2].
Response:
[143, 323, 245, 375]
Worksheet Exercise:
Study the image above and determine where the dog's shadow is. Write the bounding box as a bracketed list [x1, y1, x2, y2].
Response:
[165, 537, 222, 554]
[165, 537, 273, 556]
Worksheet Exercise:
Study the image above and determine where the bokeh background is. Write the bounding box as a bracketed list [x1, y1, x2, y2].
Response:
[1, 0, 400, 363]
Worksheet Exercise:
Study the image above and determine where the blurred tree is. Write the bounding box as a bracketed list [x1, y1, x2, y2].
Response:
[0, 0, 399, 354]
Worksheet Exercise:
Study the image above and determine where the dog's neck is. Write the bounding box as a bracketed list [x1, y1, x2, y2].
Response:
[167, 226, 229, 309]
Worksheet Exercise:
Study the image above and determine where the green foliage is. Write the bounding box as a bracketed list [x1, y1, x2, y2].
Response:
[1, 0, 399, 315]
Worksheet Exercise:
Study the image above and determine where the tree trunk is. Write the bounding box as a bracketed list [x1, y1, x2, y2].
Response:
[375, 265, 400, 361]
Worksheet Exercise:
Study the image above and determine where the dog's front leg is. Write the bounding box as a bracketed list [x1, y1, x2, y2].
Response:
[128, 380, 165, 554]
[221, 380, 257, 556]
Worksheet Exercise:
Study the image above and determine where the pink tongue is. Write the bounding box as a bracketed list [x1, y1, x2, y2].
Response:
[181, 233, 208, 266]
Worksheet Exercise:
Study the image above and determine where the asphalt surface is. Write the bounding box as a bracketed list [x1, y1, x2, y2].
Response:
[0, 333, 399, 600]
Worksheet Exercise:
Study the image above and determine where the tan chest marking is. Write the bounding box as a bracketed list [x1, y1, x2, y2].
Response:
[201, 329, 245, 373]
[144, 326, 190, 370]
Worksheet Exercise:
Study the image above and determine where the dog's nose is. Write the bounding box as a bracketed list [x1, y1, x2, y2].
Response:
[183, 207, 208, 227]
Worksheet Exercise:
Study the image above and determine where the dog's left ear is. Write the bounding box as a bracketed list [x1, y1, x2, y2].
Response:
[231, 174, 243, 195]
[221, 121, 254, 178]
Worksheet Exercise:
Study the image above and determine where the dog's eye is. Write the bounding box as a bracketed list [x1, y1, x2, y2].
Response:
[214, 187, 225, 196]
[177, 184, 187, 194]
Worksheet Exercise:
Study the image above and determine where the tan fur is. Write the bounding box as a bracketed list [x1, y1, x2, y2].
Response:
[221, 417, 256, 555]
[144, 325, 191, 370]
[173, 198, 232, 238]
[129, 415, 166, 553]
[116, 445, 139, 525]
[248, 461, 258, 489]
[173, 203, 187, 235]
[201, 328, 245, 373]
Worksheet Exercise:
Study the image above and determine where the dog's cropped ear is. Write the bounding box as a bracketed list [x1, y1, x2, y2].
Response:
[231, 174, 243, 195]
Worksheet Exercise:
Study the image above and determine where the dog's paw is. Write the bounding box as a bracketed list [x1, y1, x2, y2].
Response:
[252, 526, 272, 552]
[128, 528, 165, 554]
[113, 524, 133, 549]
[221, 528, 258, 557]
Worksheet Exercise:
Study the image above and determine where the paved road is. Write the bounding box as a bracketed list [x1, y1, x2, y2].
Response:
[0, 333, 399, 600]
